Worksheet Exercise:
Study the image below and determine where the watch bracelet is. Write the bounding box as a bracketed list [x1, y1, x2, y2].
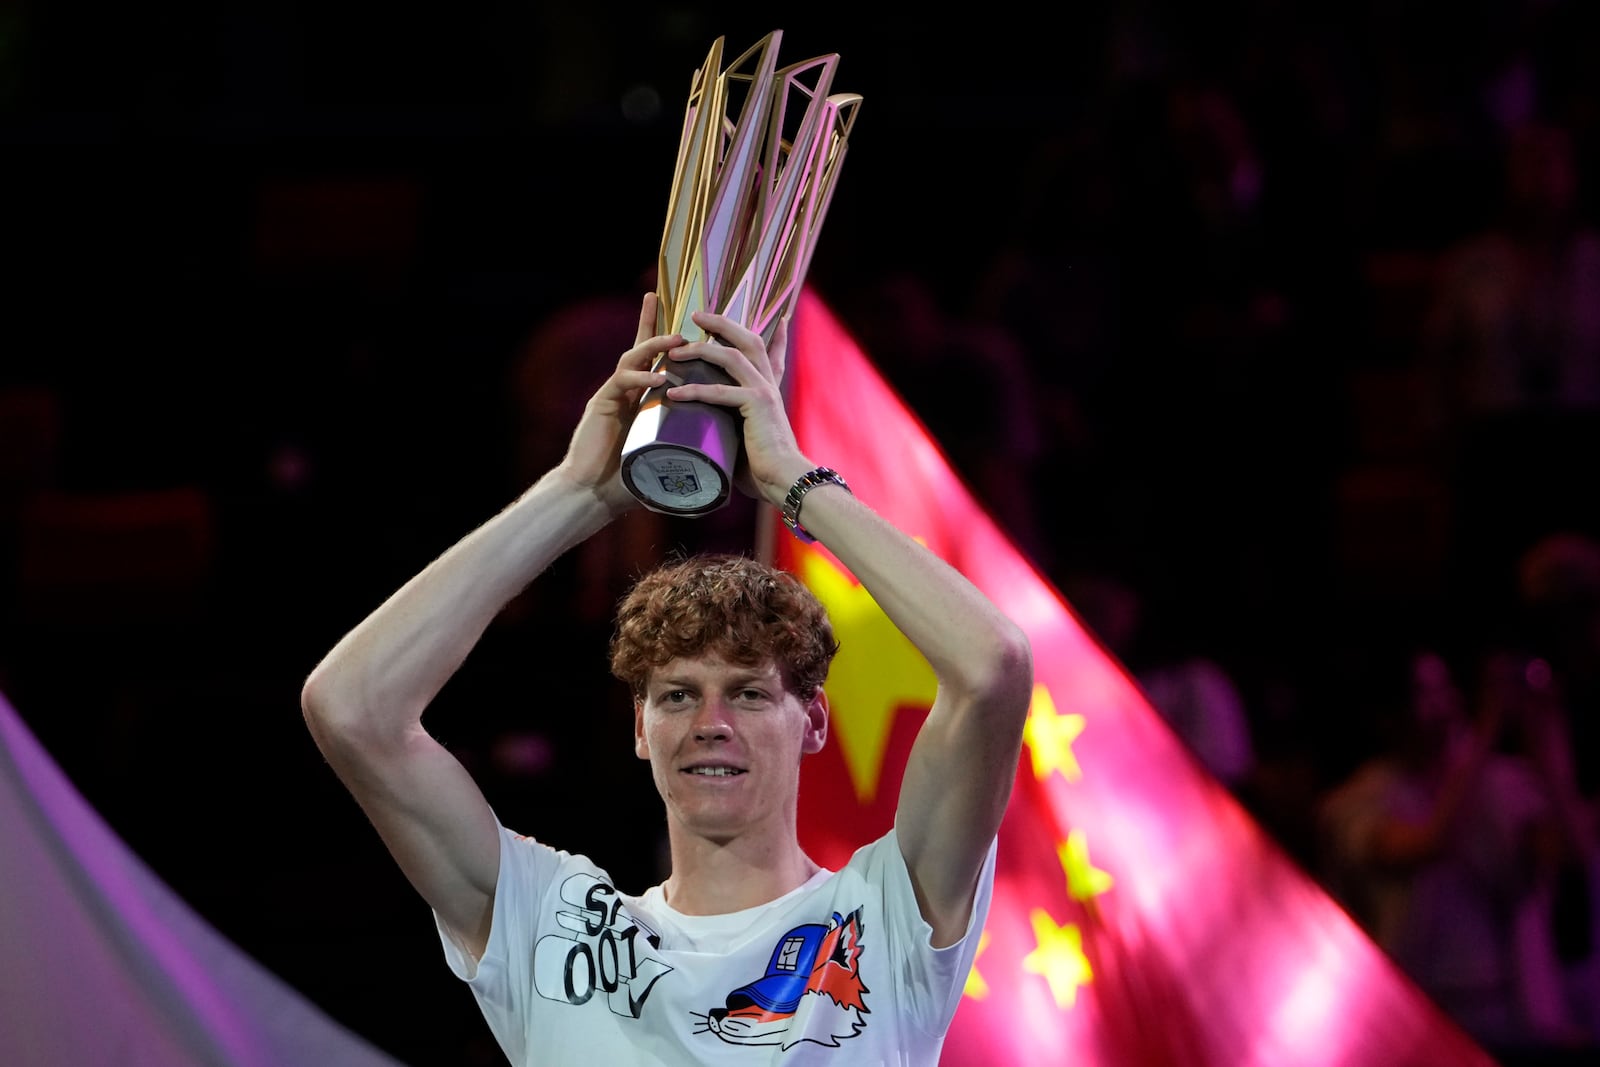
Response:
[781, 467, 850, 543]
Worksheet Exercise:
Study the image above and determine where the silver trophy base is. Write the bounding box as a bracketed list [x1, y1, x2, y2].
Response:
[620, 359, 740, 515]
[621, 439, 732, 515]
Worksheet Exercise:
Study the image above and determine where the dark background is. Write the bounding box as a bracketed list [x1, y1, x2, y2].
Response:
[4, 3, 1600, 1064]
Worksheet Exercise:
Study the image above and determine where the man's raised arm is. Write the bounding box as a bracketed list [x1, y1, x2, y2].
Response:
[769, 479, 1033, 946]
[300, 294, 678, 957]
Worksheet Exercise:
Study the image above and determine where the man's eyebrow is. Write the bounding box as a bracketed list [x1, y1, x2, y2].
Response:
[654, 671, 774, 689]
[652, 675, 695, 688]
[726, 670, 782, 689]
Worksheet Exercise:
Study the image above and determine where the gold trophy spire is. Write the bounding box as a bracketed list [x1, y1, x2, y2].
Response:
[621, 30, 861, 516]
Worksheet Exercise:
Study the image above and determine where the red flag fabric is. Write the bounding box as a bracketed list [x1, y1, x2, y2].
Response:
[772, 290, 1498, 1067]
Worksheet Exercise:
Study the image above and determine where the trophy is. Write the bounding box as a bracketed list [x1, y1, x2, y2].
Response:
[620, 30, 861, 515]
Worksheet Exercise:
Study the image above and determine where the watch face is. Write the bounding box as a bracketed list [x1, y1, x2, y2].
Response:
[623, 445, 729, 515]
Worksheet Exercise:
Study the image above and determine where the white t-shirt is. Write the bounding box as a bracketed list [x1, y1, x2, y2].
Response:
[436, 825, 996, 1066]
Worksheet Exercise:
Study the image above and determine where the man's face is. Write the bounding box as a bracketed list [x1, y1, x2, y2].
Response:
[634, 653, 827, 843]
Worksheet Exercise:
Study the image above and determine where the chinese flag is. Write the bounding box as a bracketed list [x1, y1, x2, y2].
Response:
[770, 290, 1497, 1067]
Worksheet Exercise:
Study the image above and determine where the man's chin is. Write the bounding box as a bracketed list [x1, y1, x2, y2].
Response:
[670, 801, 756, 841]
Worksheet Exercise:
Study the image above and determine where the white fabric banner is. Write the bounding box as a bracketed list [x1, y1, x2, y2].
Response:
[0, 690, 407, 1067]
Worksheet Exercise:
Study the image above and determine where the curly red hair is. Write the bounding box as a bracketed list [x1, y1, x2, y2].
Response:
[609, 553, 838, 700]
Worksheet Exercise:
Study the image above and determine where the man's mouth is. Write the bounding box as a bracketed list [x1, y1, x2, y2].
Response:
[685, 766, 745, 777]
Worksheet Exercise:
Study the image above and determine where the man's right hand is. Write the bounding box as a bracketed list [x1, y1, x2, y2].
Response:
[556, 292, 682, 513]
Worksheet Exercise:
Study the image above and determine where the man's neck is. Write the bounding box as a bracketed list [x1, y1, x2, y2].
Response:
[660, 831, 822, 916]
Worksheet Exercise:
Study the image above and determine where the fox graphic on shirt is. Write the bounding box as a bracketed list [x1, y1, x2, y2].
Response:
[694, 908, 871, 1049]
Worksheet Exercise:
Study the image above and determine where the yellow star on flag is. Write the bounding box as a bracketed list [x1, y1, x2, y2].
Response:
[1060, 829, 1114, 901]
[1023, 684, 1084, 782]
[800, 549, 936, 803]
[1023, 909, 1093, 1009]
[963, 930, 992, 1000]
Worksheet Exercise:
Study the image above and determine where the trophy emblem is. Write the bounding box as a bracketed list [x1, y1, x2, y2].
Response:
[620, 30, 861, 515]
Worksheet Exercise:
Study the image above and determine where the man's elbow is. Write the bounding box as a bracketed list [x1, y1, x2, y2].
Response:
[1003, 624, 1035, 704]
[300, 661, 363, 741]
[977, 619, 1034, 716]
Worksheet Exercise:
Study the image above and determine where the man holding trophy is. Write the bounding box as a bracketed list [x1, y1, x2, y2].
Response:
[300, 31, 1032, 1065]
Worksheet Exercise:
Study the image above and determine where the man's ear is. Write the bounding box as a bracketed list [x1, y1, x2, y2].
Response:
[634, 698, 650, 760]
[802, 689, 828, 755]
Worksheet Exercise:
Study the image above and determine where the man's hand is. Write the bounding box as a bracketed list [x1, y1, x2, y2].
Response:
[662, 308, 812, 505]
[557, 293, 682, 512]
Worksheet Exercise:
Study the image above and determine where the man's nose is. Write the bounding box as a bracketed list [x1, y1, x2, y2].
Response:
[691, 698, 733, 740]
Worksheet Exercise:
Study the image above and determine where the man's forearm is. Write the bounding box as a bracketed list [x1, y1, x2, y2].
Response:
[302, 470, 621, 736]
[782, 477, 1032, 701]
